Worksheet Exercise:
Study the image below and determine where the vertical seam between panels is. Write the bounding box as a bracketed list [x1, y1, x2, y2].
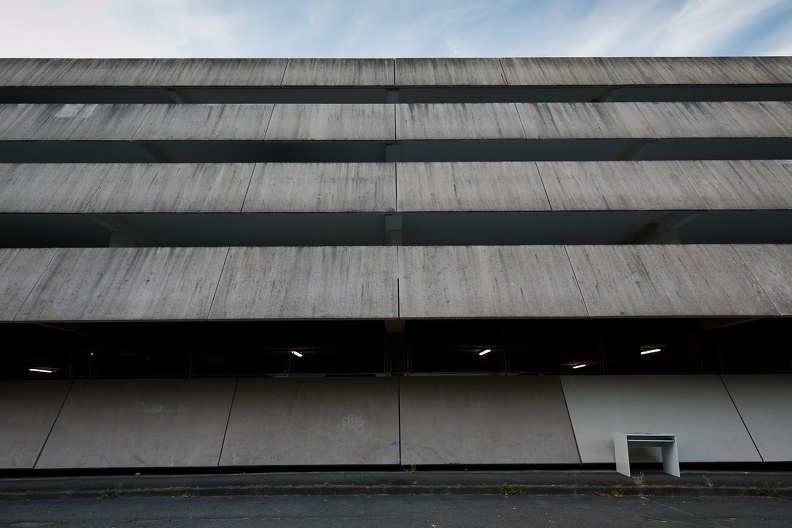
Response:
[730, 243, 781, 316]
[12, 248, 60, 322]
[719, 375, 764, 462]
[239, 163, 258, 213]
[563, 245, 592, 317]
[534, 161, 554, 211]
[207, 247, 232, 320]
[557, 376, 584, 465]
[33, 380, 75, 469]
[217, 378, 240, 467]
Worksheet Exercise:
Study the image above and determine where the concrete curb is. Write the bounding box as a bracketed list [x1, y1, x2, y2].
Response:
[0, 471, 789, 501]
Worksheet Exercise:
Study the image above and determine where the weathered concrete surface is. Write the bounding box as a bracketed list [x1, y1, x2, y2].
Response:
[397, 103, 525, 140]
[0, 248, 58, 321]
[266, 104, 394, 141]
[0, 104, 151, 141]
[400, 376, 580, 465]
[606, 57, 747, 85]
[397, 162, 550, 212]
[733, 244, 792, 315]
[16, 247, 228, 321]
[0, 58, 77, 86]
[722, 374, 792, 462]
[0, 163, 112, 213]
[36, 379, 235, 468]
[760, 101, 792, 136]
[517, 102, 656, 139]
[0, 104, 42, 137]
[282, 59, 393, 86]
[567, 244, 777, 317]
[40, 59, 182, 86]
[220, 378, 399, 466]
[0, 381, 72, 469]
[396, 58, 507, 86]
[678, 160, 792, 210]
[132, 104, 274, 141]
[635, 101, 788, 138]
[87, 163, 254, 213]
[244, 163, 396, 213]
[561, 375, 761, 463]
[500, 57, 618, 86]
[168, 59, 288, 86]
[210, 246, 398, 319]
[398, 246, 587, 318]
[538, 161, 705, 211]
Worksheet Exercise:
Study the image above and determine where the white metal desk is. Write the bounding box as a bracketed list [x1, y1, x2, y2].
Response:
[614, 432, 680, 477]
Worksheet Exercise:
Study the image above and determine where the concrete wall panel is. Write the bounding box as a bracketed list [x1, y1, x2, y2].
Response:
[0, 59, 77, 86]
[0, 163, 111, 213]
[568, 245, 777, 317]
[132, 104, 274, 141]
[501, 57, 619, 86]
[244, 163, 395, 213]
[282, 59, 393, 86]
[0, 248, 57, 321]
[397, 162, 550, 212]
[636, 102, 787, 138]
[43, 59, 181, 86]
[210, 246, 398, 319]
[722, 375, 792, 462]
[36, 379, 235, 468]
[169, 59, 288, 86]
[396, 58, 506, 86]
[0, 381, 72, 469]
[561, 375, 761, 463]
[220, 378, 399, 466]
[734, 244, 792, 315]
[16, 247, 228, 321]
[516, 102, 655, 139]
[266, 104, 394, 141]
[87, 163, 254, 213]
[400, 376, 580, 465]
[606, 57, 743, 85]
[760, 101, 792, 136]
[677, 160, 792, 210]
[397, 103, 525, 140]
[0, 104, 151, 141]
[398, 245, 587, 318]
[0, 104, 39, 136]
[538, 161, 705, 211]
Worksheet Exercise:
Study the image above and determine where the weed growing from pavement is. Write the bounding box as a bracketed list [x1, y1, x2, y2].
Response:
[498, 483, 526, 496]
[101, 482, 123, 499]
[757, 481, 782, 498]
[610, 486, 626, 497]
[703, 476, 714, 488]
[632, 472, 645, 486]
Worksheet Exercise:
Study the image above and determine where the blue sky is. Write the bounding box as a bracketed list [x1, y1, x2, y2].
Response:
[3, 0, 792, 58]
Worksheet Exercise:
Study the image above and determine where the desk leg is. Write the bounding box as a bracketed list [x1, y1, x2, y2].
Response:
[661, 442, 681, 477]
[613, 433, 631, 477]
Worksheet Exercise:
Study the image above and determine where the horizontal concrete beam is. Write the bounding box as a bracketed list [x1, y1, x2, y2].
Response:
[2, 102, 790, 143]
[5, 160, 792, 215]
[3, 57, 791, 87]
[4, 244, 791, 321]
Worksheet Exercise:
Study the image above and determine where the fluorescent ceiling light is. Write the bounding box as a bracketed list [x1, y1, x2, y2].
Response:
[29, 368, 54, 373]
[641, 348, 662, 355]
[572, 364, 586, 369]
[478, 349, 492, 356]
[290, 350, 303, 358]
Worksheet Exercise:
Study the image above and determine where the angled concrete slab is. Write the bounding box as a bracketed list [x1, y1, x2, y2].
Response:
[0, 104, 39, 137]
[397, 161, 550, 212]
[676, 160, 792, 210]
[0, 163, 112, 213]
[722, 375, 792, 462]
[398, 245, 587, 318]
[397, 103, 525, 140]
[210, 246, 398, 319]
[0, 380, 72, 469]
[759, 101, 792, 136]
[538, 161, 705, 211]
[561, 375, 761, 463]
[606, 57, 742, 85]
[16, 247, 228, 321]
[500, 57, 619, 86]
[169, 59, 288, 86]
[516, 102, 655, 139]
[42, 58, 181, 86]
[400, 376, 580, 465]
[266, 104, 394, 141]
[567, 245, 777, 317]
[86, 163, 254, 213]
[244, 163, 395, 213]
[396, 58, 507, 86]
[132, 104, 274, 141]
[733, 244, 792, 315]
[220, 378, 399, 466]
[0, 248, 58, 321]
[0, 59, 77, 86]
[282, 59, 393, 86]
[635, 102, 788, 138]
[36, 379, 236, 468]
[0, 104, 151, 141]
